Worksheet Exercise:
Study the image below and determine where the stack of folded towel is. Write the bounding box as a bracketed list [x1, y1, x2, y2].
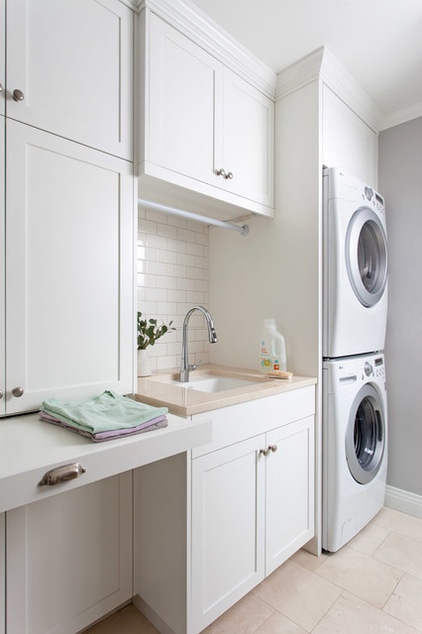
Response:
[40, 390, 168, 442]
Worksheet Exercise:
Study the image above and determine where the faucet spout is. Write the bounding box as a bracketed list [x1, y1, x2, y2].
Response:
[179, 306, 218, 382]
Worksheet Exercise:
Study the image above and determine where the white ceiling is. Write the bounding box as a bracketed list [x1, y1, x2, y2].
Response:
[189, 0, 422, 128]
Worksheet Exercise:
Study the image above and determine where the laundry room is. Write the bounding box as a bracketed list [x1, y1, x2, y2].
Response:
[2, 1, 422, 633]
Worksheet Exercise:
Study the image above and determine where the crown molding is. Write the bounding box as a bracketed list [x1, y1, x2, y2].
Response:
[276, 46, 384, 133]
[136, 0, 276, 99]
[381, 101, 422, 131]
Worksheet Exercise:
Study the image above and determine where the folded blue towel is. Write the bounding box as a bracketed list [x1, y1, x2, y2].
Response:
[41, 390, 168, 434]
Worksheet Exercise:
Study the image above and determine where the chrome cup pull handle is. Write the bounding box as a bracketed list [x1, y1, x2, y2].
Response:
[39, 463, 87, 487]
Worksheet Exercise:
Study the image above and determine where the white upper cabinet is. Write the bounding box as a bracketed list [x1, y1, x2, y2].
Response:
[5, 0, 133, 159]
[322, 85, 378, 185]
[146, 14, 223, 189]
[0, 0, 4, 118]
[138, 9, 275, 221]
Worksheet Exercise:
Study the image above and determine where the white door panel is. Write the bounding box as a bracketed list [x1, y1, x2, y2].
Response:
[5, 120, 134, 414]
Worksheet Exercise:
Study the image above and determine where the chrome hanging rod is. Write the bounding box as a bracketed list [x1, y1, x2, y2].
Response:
[138, 199, 250, 236]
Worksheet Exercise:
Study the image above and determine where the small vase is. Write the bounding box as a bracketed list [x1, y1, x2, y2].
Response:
[137, 349, 152, 377]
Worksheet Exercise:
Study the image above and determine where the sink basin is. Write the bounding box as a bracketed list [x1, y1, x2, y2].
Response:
[169, 374, 258, 393]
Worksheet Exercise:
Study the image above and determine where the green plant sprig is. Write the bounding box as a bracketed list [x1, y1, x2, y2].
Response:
[137, 312, 175, 350]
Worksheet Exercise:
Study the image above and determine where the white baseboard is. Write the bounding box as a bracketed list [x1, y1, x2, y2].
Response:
[385, 485, 422, 519]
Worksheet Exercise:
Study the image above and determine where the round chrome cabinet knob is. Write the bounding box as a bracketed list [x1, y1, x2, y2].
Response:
[12, 386, 25, 397]
[12, 88, 25, 102]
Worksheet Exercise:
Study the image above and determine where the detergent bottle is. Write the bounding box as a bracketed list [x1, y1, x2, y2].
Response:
[260, 319, 286, 374]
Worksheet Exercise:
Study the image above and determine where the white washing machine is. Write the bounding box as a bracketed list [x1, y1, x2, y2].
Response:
[323, 167, 388, 358]
[322, 353, 388, 552]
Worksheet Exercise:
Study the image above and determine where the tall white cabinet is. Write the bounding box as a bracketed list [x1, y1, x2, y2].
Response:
[0, 0, 134, 416]
[1, 1, 136, 632]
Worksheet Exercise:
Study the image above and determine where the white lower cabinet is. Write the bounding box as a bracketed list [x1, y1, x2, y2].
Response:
[133, 386, 315, 634]
[0, 513, 4, 634]
[191, 436, 266, 630]
[6, 473, 132, 634]
[191, 416, 314, 632]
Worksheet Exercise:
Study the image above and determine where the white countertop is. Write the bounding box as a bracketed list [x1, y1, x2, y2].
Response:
[0, 411, 212, 512]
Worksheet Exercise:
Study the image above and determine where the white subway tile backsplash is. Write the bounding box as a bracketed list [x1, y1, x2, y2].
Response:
[137, 209, 210, 372]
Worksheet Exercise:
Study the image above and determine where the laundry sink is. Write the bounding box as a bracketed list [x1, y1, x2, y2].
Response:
[167, 374, 258, 393]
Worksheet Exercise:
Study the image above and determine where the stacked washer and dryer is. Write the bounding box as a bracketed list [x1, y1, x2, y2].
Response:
[322, 167, 389, 552]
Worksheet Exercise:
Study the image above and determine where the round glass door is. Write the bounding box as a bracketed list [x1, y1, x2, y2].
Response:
[345, 383, 386, 484]
[346, 207, 388, 307]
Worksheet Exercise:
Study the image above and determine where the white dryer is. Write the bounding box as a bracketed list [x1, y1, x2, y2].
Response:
[323, 167, 388, 358]
[322, 353, 387, 552]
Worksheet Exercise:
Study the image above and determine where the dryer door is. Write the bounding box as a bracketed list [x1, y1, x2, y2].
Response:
[346, 207, 388, 307]
[346, 383, 386, 484]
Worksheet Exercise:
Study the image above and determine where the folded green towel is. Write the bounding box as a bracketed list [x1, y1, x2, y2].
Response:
[41, 390, 168, 434]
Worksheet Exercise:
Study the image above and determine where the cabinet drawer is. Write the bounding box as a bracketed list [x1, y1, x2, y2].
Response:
[192, 385, 315, 457]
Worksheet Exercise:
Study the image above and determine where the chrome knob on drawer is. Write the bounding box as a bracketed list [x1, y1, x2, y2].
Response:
[39, 463, 87, 487]
[0, 390, 3, 399]
[12, 386, 24, 397]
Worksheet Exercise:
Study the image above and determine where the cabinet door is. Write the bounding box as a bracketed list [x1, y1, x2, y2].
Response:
[0, 118, 4, 416]
[322, 85, 378, 185]
[6, 474, 132, 634]
[0, 0, 4, 118]
[191, 435, 265, 633]
[222, 69, 274, 209]
[0, 513, 4, 634]
[265, 416, 315, 574]
[146, 13, 223, 186]
[5, 120, 134, 415]
[6, 0, 133, 159]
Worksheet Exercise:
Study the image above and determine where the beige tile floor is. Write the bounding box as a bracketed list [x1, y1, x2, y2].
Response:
[84, 507, 422, 633]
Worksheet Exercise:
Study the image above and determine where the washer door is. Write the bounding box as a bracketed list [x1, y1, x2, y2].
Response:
[345, 383, 386, 484]
[346, 207, 388, 307]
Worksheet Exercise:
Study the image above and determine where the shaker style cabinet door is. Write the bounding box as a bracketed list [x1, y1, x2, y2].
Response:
[0, 0, 4, 118]
[191, 435, 266, 633]
[6, 474, 132, 634]
[265, 416, 315, 574]
[0, 119, 4, 417]
[0, 513, 4, 634]
[146, 12, 223, 187]
[5, 120, 134, 415]
[222, 68, 274, 210]
[6, 0, 133, 159]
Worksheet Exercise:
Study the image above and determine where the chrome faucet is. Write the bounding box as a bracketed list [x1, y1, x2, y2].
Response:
[179, 306, 218, 382]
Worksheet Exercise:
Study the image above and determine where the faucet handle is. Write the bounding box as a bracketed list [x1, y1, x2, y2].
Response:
[192, 359, 203, 371]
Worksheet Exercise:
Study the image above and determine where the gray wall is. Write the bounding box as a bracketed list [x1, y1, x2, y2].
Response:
[379, 116, 422, 496]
